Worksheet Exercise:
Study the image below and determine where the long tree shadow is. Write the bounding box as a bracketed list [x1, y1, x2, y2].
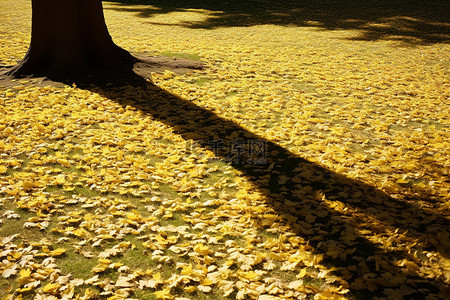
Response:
[83, 70, 449, 298]
[105, 0, 450, 44]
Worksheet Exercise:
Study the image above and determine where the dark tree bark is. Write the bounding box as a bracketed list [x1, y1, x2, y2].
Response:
[8, 0, 135, 80]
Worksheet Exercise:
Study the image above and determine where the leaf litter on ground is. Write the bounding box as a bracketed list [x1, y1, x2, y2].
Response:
[0, 0, 449, 299]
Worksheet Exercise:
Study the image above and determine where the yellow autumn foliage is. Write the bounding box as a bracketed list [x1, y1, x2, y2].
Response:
[0, 0, 449, 300]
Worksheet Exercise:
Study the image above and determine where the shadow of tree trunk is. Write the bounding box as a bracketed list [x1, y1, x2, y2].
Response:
[78, 70, 449, 298]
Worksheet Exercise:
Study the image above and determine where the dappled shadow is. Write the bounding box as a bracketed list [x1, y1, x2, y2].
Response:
[105, 0, 450, 44]
[82, 69, 449, 298]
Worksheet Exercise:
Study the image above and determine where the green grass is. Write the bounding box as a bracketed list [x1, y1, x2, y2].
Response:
[191, 77, 212, 86]
[155, 183, 179, 199]
[57, 248, 97, 280]
[44, 184, 101, 198]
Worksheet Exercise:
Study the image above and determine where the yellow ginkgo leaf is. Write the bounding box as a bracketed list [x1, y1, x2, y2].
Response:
[49, 248, 66, 256]
[57, 158, 70, 168]
[193, 243, 211, 256]
[236, 270, 261, 281]
[297, 268, 307, 279]
[19, 268, 31, 279]
[180, 263, 193, 276]
[154, 288, 173, 300]
[42, 282, 60, 294]
[55, 174, 66, 185]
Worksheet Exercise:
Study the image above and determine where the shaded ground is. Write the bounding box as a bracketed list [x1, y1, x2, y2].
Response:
[106, 0, 450, 44]
[0, 54, 205, 88]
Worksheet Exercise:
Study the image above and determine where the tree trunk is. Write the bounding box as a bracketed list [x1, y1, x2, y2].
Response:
[8, 0, 134, 80]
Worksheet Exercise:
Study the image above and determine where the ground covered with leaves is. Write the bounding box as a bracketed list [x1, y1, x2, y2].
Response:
[1, 1, 449, 299]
